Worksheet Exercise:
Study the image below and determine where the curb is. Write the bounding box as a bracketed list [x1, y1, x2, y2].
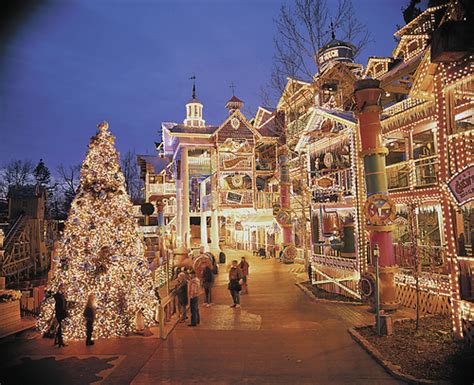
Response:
[295, 282, 362, 306]
[348, 326, 450, 385]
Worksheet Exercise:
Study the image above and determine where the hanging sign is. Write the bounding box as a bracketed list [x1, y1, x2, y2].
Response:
[315, 176, 335, 189]
[226, 191, 243, 204]
[447, 165, 474, 206]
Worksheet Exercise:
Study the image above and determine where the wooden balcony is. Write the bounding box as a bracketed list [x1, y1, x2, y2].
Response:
[218, 190, 253, 208]
[148, 183, 176, 196]
[255, 192, 280, 210]
[386, 155, 439, 192]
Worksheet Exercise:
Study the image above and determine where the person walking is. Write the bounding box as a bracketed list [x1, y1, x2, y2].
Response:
[175, 272, 188, 322]
[83, 293, 96, 346]
[202, 265, 214, 307]
[53, 284, 67, 347]
[228, 260, 243, 308]
[188, 271, 201, 327]
[239, 257, 250, 294]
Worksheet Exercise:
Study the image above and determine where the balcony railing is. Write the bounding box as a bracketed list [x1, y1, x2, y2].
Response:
[386, 161, 410, 191]
[148, 183, 176, 196]
[311, 168, 352, 194]
[219, 190, 253, 207]
[386, 155, 438, 192]
[393, 243, 445, 270]
[255, 192, 280, 209]
[414, 155, 438, 187]
[219, 155, 252, 170]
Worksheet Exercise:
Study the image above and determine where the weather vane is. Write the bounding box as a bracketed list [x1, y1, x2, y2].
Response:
[189, 74, 196, 99]
[330, 20, 336, 40]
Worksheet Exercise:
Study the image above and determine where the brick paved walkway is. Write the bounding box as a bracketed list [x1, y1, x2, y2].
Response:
[132, 250, 402, 385]
[0, 250, 403, 384]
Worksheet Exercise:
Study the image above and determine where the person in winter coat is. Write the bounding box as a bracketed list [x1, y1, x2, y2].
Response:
[202, 265, 214, 307]
[53, 284, 68, 347]
[238, 257, 250, 294]
[228, 260, 243, 308]
[188, 271, 201, 327]
[83, 293, 96, 346]
[175, 272, 188, 322]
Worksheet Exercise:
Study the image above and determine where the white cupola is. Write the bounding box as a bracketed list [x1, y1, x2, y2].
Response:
[184, 81, 205, 127]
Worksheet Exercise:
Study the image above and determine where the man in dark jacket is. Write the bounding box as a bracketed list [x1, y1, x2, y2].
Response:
[175, 273, 188, 322]
[228, 260, 243, 308]
[53, 284, 67, 347]
[202, 265, 214, 306]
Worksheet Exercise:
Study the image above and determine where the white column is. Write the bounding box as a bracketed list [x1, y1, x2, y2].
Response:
[200, 180, 209, 251]
[210, 208, 220, 254]
[175, 176, 183, 248]
[182, 148, 190, 249]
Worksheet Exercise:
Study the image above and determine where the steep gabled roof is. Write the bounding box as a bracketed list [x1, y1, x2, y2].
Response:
[394, 3, 448, 38]
[213, 109, 262, 140]
[254, 106, 275, 129]
[258, 115, 281, 138]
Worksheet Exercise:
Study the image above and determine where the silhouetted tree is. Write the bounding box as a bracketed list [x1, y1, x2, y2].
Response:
[0, 159, 34, 197]
[33, 158, 51, 187]
[121, 150, 143, 204]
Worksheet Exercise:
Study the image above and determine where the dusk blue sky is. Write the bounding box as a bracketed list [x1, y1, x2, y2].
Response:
[0, 0, 406, 172]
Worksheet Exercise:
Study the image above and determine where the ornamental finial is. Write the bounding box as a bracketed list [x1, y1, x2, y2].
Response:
[97, 121, 109, 132]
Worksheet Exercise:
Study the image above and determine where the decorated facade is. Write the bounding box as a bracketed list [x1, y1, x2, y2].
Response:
[283, 0, 473, 342]
[156, 85, 281, 257]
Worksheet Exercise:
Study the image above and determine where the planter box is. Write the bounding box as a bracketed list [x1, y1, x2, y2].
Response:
[0, 300, 21, 335]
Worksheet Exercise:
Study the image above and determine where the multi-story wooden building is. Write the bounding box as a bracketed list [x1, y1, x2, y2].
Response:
[152, 86, 281, 255]
[284, 0, 473, 341]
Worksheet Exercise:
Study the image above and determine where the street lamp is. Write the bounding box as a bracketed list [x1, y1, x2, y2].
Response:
[374, 243, 381, 335]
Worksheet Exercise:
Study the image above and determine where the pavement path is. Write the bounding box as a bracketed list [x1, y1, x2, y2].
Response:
[132, 251, 402, 385]
[0, 250, 403, 385]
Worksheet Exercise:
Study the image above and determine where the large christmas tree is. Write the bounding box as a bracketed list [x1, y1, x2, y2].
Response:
[38, 121, 157, 340]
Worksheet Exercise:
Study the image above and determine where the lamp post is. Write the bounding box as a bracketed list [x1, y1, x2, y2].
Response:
[374, 244, 381, 335]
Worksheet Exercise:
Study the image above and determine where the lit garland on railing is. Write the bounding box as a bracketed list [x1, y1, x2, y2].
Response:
[395, 271, 451, 295]
[38, 122, 158, 340]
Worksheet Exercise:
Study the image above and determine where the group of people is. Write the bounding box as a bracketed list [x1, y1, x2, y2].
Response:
[53, 284, 97, 347]
[173, 256, 250, 327]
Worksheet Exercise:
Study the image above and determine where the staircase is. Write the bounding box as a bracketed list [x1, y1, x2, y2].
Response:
[1, 214, 32, 280]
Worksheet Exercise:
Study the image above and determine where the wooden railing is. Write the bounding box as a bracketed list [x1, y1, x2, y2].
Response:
[386, 155, 439, 192]
[311, 168, 352, 193]
[393, 243, 445, 269]
[219, 190, 253, 207]
[386, 161, 410, 191]
[414, 155, 438, 187]
[255, 192, 280, 209]
[148, 183, 176, 195]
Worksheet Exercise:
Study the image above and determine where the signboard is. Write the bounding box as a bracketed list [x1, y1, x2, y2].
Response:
[447, 165, 474, 206]
[316, 176, 334, 189]
[226, 191, 243, 204]
[317, 45, 354, 73]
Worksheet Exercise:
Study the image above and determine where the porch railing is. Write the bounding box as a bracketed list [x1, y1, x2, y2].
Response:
[393, 243, 445, 269]
[255, 192, 280, 209]
[386, 155, 439, 192]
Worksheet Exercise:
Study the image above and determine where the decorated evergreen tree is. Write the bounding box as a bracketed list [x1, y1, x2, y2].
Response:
[38, 122, 157, 340]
